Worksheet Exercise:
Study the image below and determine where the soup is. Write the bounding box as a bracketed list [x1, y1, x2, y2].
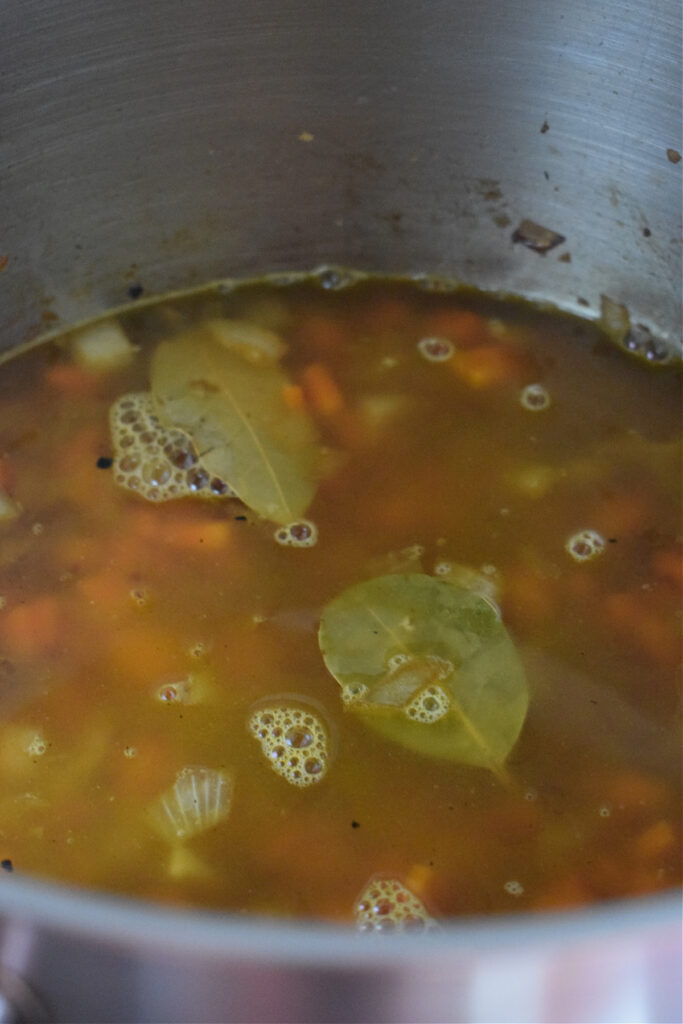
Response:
[0, 271, 679, 928]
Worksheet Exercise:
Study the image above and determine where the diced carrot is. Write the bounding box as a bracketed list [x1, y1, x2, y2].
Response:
[420, 309, 493, 349]
[77, 571, 131, 616]
[405, 863, 436, 901]
[360, 296, 413, 334]
[0, 455, 15, 490]
[161, 518, 231, 551]
[633, 820, 676, 864]
[281, 384, 306, 413]
[108, 624, 182, 685]
[2, 595, 59, 657]
[115, 737, 176, 800]
[131, 508, 231, 551]
[451, 344, 523, 389]
[600, 769, 668, 811]
[58, 532, 104, 572]
[44, 362, 98, 397]
[604, 590, 680, 665]
[533, 874, 591, 910]
[504, 570, 555, 624]
[293, 314, 349, 355]
[593, 491, 652, 538]
[653, 547, 683, 587]
[300, 362, 345, 417]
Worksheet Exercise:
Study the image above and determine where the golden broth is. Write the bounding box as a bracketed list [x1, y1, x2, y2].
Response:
[0, 273, 679, 925]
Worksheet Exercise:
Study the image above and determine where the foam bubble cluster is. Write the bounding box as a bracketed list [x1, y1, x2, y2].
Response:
[248, 702, 329, 786]
[354, 877, 438, 933]
[110, 392, 235, 503]
[341, 682, 369, 705]
[417, 336, 454, 362]
[404, 684, 451, 724]
[149, 766, 233, 843]
[520, 383, 551, 411]
[565, 529, 605, 562]
[274, 520, 319, 547]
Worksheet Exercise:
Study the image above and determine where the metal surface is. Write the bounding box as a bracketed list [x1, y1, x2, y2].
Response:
[0, 1, 681, 1022]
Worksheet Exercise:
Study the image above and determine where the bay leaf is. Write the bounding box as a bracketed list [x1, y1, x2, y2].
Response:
[318, 573, 528, 773]
[150, 321, 322, 524]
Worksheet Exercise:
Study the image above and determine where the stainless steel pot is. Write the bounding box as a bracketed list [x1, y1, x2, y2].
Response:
[0, 1, 680, 1021]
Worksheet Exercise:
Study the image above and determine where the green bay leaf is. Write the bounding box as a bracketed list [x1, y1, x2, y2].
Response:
[150, 321, 322, 524]
[318, 573, 528, 774]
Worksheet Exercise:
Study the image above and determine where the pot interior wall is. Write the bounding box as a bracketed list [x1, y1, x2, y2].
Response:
[1, 0, 681, 352]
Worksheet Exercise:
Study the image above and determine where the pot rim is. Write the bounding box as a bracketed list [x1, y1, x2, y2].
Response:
[0, 873, 679, 965]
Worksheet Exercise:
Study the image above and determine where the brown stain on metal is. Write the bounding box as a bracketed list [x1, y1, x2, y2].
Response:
[540, 120, 550, 134]
[666, 148, 681, 164]
[0, 256, 8, 273]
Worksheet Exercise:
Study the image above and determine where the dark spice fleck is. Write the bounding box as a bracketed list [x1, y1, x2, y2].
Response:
[1, 859, 13, 872]
[351, 820, 360, 829]
[128, 283, 144, 300]
[642, 227, 651, 237]
[234, 515, 247, 522]
[540, 120, 550, 134]
[96, 457, 113, 470]
[608, 538, 617, 544]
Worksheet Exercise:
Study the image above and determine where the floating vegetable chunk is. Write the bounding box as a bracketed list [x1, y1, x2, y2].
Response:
[248, 701, 330, 787]
[149, 766, 233, 842]
[150, 319, 323, 524]
[319, 574, 528, 772]
[354, 877, 438, 933]
[110, 392, 234, 502]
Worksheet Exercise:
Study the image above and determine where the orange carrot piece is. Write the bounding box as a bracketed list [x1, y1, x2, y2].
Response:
[2, 595, 59, 657]
[77, 571, 130, 616]
[108, 624, 182, 686]
[360, 296, 413, 333]
[281, 384, 306, 413]
[421, 309, 492, 349]
[301, 362, 345, 417]
[504, 570, 555, 624]
[601, 769, 668, 810]
[294, 314, 349, 355]
[0, 455, 15, 491]
[405, 863, 436, 901]
[451, 344, 523, 389]
[633, 820, 676, 863]
[653, 547, 683, 587]
[533, 874, 591, 910]
[593, 491, 652, 538]
[44, 362, 98, 397]
[604, 590, 680, 665]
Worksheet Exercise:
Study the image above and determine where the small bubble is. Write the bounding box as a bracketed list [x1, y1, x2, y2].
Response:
[273, 519, 318, 548]
[187, 468, 210, 491]
[504, 880, 524, 897]
[26, 737, 47, 757]
[123, 746, 138, 759]
[189, 642, 207, 659]
[566, 529, 605, 562]
[31, 522, 44, 536]
[168, 446, 197, 469]
[285, 726, 313, 749]
[520, 383, 551, 411]
[158, 685, 178, 703]
[599, 804, 612, 818]
[316, 266, 354, 290]
[524, 788, 538, 802]
[119, 453, 140, 472]
[433, 561, 452, 576]
[417, 336, 454, 362]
